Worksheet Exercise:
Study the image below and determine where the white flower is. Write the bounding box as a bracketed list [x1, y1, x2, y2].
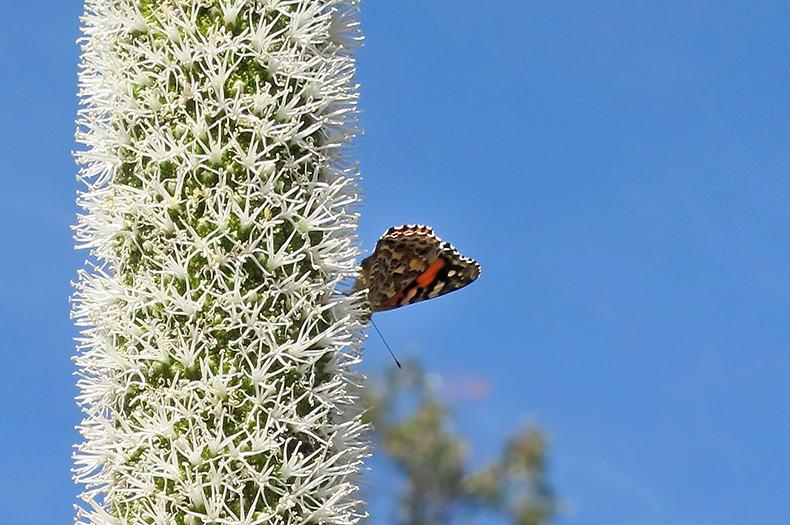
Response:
[72, 2, 369, 525]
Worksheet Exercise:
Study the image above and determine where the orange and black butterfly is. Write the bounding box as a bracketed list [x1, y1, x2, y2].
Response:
[356, 225, 480, 313]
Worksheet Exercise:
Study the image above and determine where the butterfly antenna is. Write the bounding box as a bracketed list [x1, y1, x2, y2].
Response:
[371, 318, 402, 369]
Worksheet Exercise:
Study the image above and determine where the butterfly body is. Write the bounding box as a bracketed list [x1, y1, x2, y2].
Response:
[357, 225, 480, 313]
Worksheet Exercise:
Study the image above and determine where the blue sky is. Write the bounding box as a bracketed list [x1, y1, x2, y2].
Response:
[1, 1, 789, 524]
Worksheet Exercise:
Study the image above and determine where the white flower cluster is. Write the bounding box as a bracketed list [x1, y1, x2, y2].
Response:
[71, 1, 368, 524]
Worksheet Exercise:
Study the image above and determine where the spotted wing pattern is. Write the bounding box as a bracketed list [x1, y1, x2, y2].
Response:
[358, 225, 481, 313]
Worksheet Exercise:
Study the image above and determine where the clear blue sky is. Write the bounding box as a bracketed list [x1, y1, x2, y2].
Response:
[1, 1, 788, 524]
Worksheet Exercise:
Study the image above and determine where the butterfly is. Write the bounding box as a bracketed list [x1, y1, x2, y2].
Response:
[356, 225, 481, 313]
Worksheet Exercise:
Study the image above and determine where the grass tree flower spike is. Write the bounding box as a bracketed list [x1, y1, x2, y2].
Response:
[71, 2, 367, 524]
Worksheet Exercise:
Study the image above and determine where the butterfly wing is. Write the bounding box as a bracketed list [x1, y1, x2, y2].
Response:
[360, 225, 480, 313]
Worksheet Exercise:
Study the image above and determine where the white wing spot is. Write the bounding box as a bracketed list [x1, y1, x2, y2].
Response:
[428, 281, 446, 298]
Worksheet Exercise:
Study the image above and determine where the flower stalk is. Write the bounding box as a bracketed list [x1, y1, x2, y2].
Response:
[71, 2, 367, 524]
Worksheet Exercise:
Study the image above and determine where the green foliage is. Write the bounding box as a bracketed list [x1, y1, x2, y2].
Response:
[364, 361, 556, 525]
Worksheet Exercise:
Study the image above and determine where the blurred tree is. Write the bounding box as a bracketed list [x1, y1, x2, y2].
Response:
[363, 360, 556, 525]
